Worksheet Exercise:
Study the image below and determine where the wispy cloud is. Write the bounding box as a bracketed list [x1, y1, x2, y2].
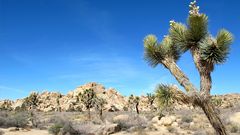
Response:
[51, 54, 140, 84]
[0, 85, 27, 94]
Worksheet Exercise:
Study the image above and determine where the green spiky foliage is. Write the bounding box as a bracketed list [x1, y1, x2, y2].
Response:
[144, 1, 233, 68]
[155, 84, 174, 112]
[95, 97, 107, 120]
[24, 92, 39, 110]
[144, 35, 180, 67]
[79, 89, 97, 119]
[200, 30, 233, 64]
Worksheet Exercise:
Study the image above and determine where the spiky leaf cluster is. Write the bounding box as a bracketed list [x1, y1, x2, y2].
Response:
[79, 89, 97, 109]
[200, 29, 233, 64]
[133, 96, 140, 104]
[155, 84, 174, 109]
[187, 14, 208, 43]
[169, 22, 189, 52]
[144, 35, 180, 67]
[128, 94, 140, 105]
[168, 13, 208, 53]
[146, 93, 155, 105]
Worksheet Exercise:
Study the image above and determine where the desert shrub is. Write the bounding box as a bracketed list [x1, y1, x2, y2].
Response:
[211, 96, 223, 107]
[229, 124, 239, 133]
[49, 124, 63, 135]
[29, 111, 42, 128]
[113, 114, 147, 130]
[4, 112, 28, 128]
[123, 106, 128, 111]
[181, 115, 193, 123]
[74, 122, 96, 134]
[48, 116, 78, 135]
[0, 117, 5, 127]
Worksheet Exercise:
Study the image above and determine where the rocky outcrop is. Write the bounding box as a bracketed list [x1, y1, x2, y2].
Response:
[1, 82, 128, 112]
[1, 82, 240, 113]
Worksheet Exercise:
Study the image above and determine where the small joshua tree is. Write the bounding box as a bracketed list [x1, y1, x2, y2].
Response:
[146, 93, 155, 110]
[56, 93, 62, 112]
[128, 95, 140, 114]
[128, 94, 135, 111]
[79, 89, 97, 120]
[143, 1, 233, 134]
[95, 97, 107, 120]
[155, 84, 174, 115]
[24, 92, 39, 110]
[134, 96, 140, 114]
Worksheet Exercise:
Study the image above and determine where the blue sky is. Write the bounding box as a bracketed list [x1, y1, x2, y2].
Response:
[0, 0, 239, 100]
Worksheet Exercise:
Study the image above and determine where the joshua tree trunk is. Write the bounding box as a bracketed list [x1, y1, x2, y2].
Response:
[162, 59, 227, 135]
[88, 108, 91, 120]
[200, 100, 227, 135]
[99, 108, 103, 120]
[191, 48, 213, 95]
[136, 103, 139, 114]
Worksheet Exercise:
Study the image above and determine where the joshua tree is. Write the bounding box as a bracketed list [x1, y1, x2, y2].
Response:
[79, 89, 97, 120]
[24, 92, 39, 110]
[128, 94, 135, 111]
[95, 97, 107, 120]
[146, 93, 155, 110]
[128, 94, 140, 114]
[56, 93, 62, 112]
[134, 96, 140, 114]
[143, 1, 233, 134]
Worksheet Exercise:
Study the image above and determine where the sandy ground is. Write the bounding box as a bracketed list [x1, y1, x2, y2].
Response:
[0, 128, 49, 135]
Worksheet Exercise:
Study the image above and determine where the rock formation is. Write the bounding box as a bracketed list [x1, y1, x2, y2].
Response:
[0, 82, 240, 112]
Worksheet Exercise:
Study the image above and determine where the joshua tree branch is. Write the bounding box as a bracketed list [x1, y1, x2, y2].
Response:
[162, 58, 198, 93]
[191, 47, 212, 97]
[169, 85, 192, 105]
